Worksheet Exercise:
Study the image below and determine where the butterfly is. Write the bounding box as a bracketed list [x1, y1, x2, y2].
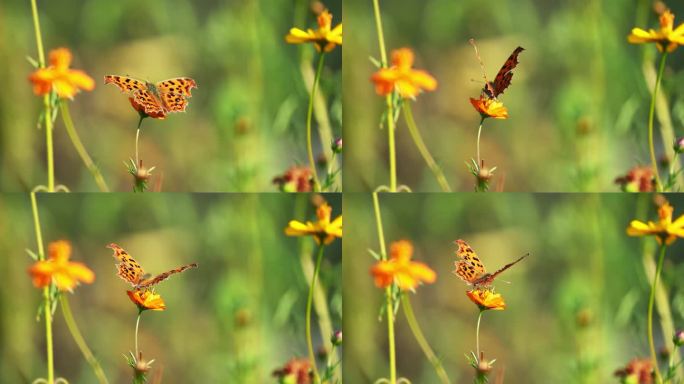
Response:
[470, 40, 524, 99]
[103, 75, 197, 119]
[106, 243, 197, 289]
[452, 239, 527, 288]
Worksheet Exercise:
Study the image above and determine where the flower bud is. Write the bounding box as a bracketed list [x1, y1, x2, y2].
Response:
[674, 137, 684, 154]
[331, 330, 342, 346]
[331, 138, 342, 154]
[674, 330, 684, 347]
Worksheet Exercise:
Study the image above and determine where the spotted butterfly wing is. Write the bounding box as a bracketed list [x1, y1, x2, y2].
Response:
[484, 46, 524, 98]
[104, 75, 197, 117]
[472, 253, 527, 287]
[452, 239, 487, 284]
[155, 78, 197, 113]
[106, 243, 197, 289]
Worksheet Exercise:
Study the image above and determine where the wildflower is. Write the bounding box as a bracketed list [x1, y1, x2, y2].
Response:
[469, 96, 509, 119]
[273, 166, 314, 192]
[615, 166, 655, 192]
[285, 10, 342, 53]
[614, 358, 654, 384]
[466, 289, 506, 311]
[674, 330, 684, 347]
[331, 137, 342, 154]
[272, 358, 312, 384]
[370, 48, 438, 99]
[285, 202, 342, 245]
[127, 290, 166, 312]
[28, 48, 95, 99]
[331, 330, 342, 346]
[674, 137, 684, 154]
[628, 9, 684, 52]
[28, 240, 95, 292]
[370, 240, 436, 291]
[627, 202, 684, 245]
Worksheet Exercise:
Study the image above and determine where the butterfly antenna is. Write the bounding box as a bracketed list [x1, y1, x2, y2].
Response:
[469, 38, 489, 84]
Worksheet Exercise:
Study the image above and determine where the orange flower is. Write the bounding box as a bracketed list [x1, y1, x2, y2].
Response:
[272, 357, 312, 384]
[285, 10, 342, 53]
[370, 48, 438, 99]
[129, 97, 165, 119]
[285, 202, 342, 245]
[628, 9, 684, 53]
[466, 289, 506, 311]
[614, 358, 654, 384]
[28, 240, 95, 292]
[28, 48, 95, 99]
[615, 166, 655, 192]
[370, 240, 436, 291]
[470, 97, 509, 119]
[273, 166, 313, 192]
[127, 290, 166, 312]
[627, 202, 684, 245]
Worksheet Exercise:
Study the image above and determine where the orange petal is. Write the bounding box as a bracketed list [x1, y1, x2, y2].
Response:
[49, 48, 73, 71]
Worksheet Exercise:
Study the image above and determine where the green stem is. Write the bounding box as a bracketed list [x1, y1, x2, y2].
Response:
[306, 53, 326, 192]
[402, 102, 451, 192]
[476, 310, 484, 359]
[30, 0, 54, 192]
[372, 192, 396, 384]
[476, 118, 484, 167]
[59, 102, 109, 192]
[306, 245, 325, 383]
[648, 52, 668, 191]
[135, 128, 141, 167]
[135, 311, 142, 358]
[401, 295, 451, 384]
[648, 244, 666, 383]
[372, 0, 396, 192]
[60, 296, 109, 384]
[30, 192, 53, 383]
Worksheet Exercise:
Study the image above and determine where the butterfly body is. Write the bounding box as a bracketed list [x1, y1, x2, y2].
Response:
[104, 75, 197, 119]
[107, 243, 197, 290]
[452, 239, 526, 289]
[480, 46, 524, 99]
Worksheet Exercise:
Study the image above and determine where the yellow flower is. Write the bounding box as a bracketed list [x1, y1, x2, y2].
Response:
[28, 240, 95, 292]
[370, 240, 437, 291]
[285, 10, 342, 53]
[466, 289, 506, 311]
[127, 290, 166, 311]
[28, 47, 95, 99]
[627, 202, 684, 245]
[285, 203, 342, 245]
[470, 96, 509, 119]
[370, 48, 438, 99]
[628, 9, 684, 52]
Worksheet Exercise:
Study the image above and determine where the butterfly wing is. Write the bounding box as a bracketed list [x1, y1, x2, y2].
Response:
[452, 239, 486, 284]
[475, 253, 528, 287]
[137, 263, 198, 289]
[132, 89, 167, 118]
[156, 78, 197, 113]
[489, 46, 524, 97]
[104, 75, 147, 94]
[107, 243, 145, 287]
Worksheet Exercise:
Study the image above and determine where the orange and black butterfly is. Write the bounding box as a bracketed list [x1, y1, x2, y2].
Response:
[470, 41, 524, 99]
[107, 243, 197, 289]
[452, 239, 527, 288]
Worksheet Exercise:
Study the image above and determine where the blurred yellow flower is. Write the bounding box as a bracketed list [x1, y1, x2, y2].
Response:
[627, 202, 684, 245]
[285, 203, 342, 245]
[470, 96, 509, 120]
[285, 10, 342, 53]
[371, 48, 438, 99]
[466, 289, 506, 311]
[370, 240, 436, 291]
[28, 240, 95, 292]
[628, 9, 684, 52]
[127, 290, 166, 312]
[28, 47, 95, 99]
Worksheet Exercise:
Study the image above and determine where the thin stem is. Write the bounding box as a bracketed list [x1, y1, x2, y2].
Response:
[648, 244, 667, 383]
[372, 192, 395, 383]
[135, 312, 142, 358]
[476, 118, 484, 166]
[30, 192, 53, 383]
[401, 295, 451, 384]
[372, 0, 396, 192]
[306, 245, 325, 383]
[59, 102, 109, 192]
[648, 52, 668, 191]
[135, 128, 141, 167]
[476, 310, 484, 359]
[60, 296, 109, 384]
[30, 0, 53, 192]
[306, 53, 326, 192]
[402, 102, 451, 192]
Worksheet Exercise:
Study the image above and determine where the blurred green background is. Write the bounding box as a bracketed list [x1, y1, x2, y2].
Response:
[0, 193, 341, 383]
[344, 0, 684, 191]
[0, 0, 341, 191]
[344, 193, 684, 382]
